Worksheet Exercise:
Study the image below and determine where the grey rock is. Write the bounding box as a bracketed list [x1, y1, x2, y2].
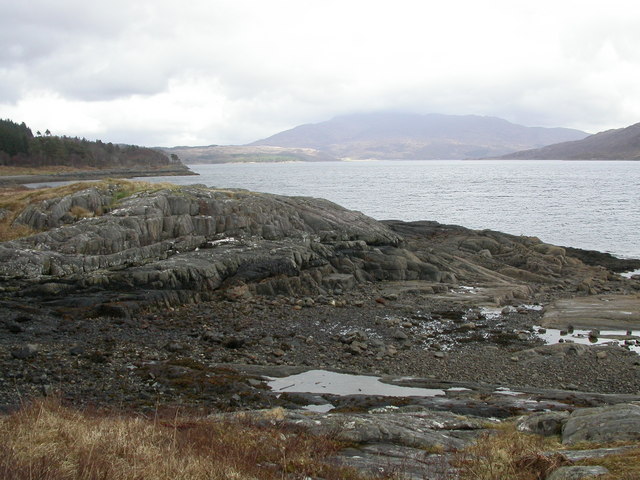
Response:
[280, 409, 486, 450]
[391, 329, 409, 340]
[546, 465, 609, 480]
[517, 411, 570, 436]
[562, 403, 640, 444]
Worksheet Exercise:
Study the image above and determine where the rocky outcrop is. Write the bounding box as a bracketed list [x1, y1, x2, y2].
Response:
[0, 184, 443, 311]
[0, 183, 635, 313]
[562, 403, 640, 445]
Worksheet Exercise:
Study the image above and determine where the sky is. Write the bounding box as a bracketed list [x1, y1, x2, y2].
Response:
[2, 0, 640, 147]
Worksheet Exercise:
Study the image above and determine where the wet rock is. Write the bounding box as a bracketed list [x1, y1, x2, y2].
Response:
[546, 465, 609, 480]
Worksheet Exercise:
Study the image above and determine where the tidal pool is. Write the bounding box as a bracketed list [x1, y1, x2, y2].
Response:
[534, 326, 640, 353]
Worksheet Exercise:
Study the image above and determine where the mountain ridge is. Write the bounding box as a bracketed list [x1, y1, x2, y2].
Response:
[497, 122, 640, 160]
[249, 112, 588, 160]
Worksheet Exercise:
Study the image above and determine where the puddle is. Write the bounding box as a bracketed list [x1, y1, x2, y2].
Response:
[303, 403, 335, 413]
[534, 326, 640, 353]
[268, 370, 446, 397]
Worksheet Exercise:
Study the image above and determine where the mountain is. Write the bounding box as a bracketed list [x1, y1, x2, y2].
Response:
[249, 112, 588, 160]
[498, 122, 640, 160]
[161, 145, 337, 164]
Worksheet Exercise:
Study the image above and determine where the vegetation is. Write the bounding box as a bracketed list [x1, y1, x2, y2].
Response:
[0, 118, 183, 172]
[454, 422, 640, 480]
[0, 398, 375, 480]
[0, 180, 177, 241]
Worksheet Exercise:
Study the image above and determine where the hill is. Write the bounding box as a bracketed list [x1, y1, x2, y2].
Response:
[498, 121, 640, 160]
[249, 112, 588, 160]
[0, 118, 193, 177]
[162, 145, 337, 163]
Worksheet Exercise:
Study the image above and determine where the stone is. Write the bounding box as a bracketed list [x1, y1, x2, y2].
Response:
[69, 345, 85, 356]
[562, 403, 640, 445]
[164, 342, 187, 353]
[516, 411, 570, 436]
[546, 465, 609, 480]
[11, 344, 38, 359]
[391, 329, 408, 341]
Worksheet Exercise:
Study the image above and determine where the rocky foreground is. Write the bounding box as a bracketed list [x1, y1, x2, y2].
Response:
[2, 182, 640, 478]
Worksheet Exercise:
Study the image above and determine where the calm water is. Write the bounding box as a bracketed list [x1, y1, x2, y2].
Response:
[134, 160, 639, 259]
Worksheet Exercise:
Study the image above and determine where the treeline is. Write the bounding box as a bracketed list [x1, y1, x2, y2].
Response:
[0, 119, 181, 170]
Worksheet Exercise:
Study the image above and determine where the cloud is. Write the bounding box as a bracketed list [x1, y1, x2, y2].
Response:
[2, 0, 640, 145]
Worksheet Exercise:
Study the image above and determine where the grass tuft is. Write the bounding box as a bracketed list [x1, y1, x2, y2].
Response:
[454, 425, 568, 480]
[0, 397, 377, 480]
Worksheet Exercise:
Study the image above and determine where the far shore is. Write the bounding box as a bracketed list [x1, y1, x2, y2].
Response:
[0, 167, 198, 187]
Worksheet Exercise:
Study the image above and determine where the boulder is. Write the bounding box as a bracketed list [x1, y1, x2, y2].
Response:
[562, 403, 640, 444]
[517, 411, 570, 436]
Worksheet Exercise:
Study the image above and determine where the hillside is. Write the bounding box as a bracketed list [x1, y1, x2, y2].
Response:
[498, 121, 640, 160]
[162, 145, 337, 163]
[0, 118, 193, 176]
[249, 112, 588, 160]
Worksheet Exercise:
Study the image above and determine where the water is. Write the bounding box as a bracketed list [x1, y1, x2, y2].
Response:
[131, 159, 637, 260]
[268, 369, 445, 397]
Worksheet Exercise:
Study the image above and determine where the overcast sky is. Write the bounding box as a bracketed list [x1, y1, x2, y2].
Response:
[2, 0, 640, 146]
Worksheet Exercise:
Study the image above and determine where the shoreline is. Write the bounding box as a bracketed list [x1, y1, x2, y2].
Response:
[0, 166, 198, 187]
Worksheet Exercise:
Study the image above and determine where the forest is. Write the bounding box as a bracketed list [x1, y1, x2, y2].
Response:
[0, 119, 180, 170]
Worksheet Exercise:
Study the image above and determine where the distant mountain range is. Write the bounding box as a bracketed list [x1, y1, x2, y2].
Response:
[498, 122, 640, 160]
[249, 112, 588, 160]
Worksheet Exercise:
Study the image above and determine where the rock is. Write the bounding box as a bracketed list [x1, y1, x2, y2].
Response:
[516, 411, 570, 436]
[546, 465, 609, 479]
[562, 403, 640, 445]
[11, 344, 38, 359]
[69, 345, 85, 356]
[222, 337, 246, 349]
[391, 329, 408, 341]
[5, 322, 23, 333]
[164, 342, 187, 353]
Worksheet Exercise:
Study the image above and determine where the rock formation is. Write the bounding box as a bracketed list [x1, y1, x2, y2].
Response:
[0, 182, 636, 316]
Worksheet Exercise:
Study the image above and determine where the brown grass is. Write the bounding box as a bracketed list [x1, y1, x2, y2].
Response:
[454, 424, 569, 480]
[0, 398, 376, 480]
[455, 422, 640, 480]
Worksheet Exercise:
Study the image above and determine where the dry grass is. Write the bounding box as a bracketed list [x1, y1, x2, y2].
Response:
[0, 398, 376, 480]
[454, 424, 569, 480]
[455, 422, 640, 480]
